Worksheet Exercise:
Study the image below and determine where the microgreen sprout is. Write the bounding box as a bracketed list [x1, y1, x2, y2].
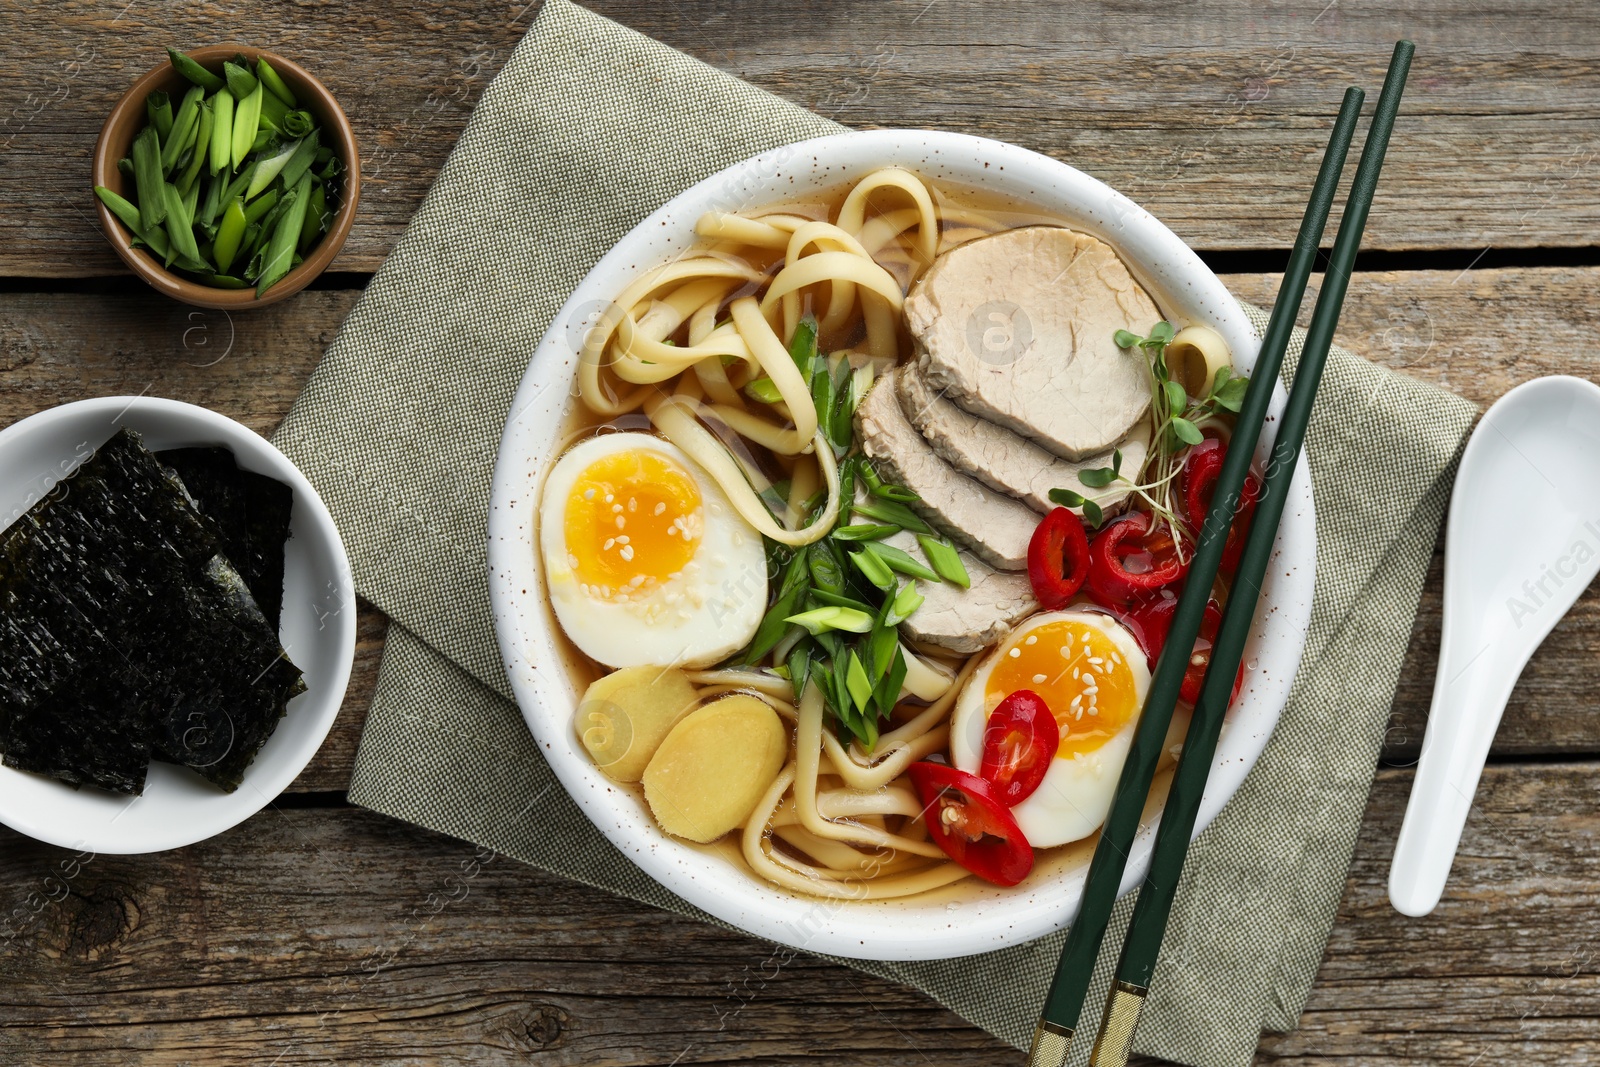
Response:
[1049, 323, 1251, 560]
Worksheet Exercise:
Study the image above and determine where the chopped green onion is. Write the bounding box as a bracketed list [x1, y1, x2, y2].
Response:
[744, 376, 783, 405]
[276, 129, 319, 190]
[160, 86, 204, 173]
[916, 535, 971, 588]
[873, 646, 909, 716]
[872, 482, 920, 503]
[786, 640, 812, 699]
[175, 100, 213, 196]
[246, 136, 301, 200]
[845, 651, 873, 713]
[256, 86, 287, 131]
[223, 60, 258, 101]
[851, 497, 931, 535]
[208, 90, 235, 176]
[95, 185, 171, 260]
[887, 582, 924, 625]
[808, 588, 875, 613]
[255, 57, 297, 107]
[830, 523, 900, 542]
[231, 82, 263, 170]
[168, 48, 225, 92]
[828, 358, 854, 450]
[160, 182, 203, 268]
[810, 357, 836, 439]
[220, 160, 255, 204]
[785, 605, 874, 636]
[862, 540, 940, 582]
[212, 198, 247, 274]
[298, 182, 327, 252]
[242, 187, 278, 223]
[131, 125, 167, 231]
[788, 314, 818, 383]
[280, 109, 314, 139]
[254, 171, 310, 296]
[197, 173, 224, 230]
[145, 91, 173, 140]
[847, 548, 894, 591]
[807, 544, 847, 595]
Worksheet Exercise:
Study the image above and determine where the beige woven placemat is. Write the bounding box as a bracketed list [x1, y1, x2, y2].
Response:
[272, 3, 1478, 1062]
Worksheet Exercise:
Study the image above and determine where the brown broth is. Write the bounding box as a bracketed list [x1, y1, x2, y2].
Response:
[538, 171, 1195, 903]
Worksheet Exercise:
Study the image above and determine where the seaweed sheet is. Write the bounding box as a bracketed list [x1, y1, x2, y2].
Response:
[0, 430, 304, 795]
[159, 447, 293, 630]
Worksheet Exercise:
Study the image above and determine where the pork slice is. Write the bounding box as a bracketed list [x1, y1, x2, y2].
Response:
[855, 369, 1038, 572]
[897, 367, 1150, 516]
[887, 529, 1036, 655]
[906, 225, 1158, 459]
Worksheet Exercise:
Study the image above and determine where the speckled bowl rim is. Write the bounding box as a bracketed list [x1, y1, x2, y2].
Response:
[488, 130, 1315, 961]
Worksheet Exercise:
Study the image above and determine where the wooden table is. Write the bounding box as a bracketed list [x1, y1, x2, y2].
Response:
[5, 2, 1599, 1062]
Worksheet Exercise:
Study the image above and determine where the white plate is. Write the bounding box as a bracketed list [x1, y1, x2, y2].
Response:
[489, 130, 1316, 960]
[0, 397, 355, 854]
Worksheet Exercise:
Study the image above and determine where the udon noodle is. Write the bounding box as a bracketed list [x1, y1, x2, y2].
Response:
[557, 165, 1223, 900]
[571, 168, 999, 897]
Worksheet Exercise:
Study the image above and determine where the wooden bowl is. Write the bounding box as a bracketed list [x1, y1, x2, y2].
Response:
[91, 45, 360, 310]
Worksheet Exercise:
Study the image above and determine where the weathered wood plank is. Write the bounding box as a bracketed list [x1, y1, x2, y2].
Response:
[0, 765, 1595, 1065]
[5, 0, 1600, 277]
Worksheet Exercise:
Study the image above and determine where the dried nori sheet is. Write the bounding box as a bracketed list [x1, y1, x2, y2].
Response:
[0, 429, 304, 795]
[159, 446, 294, 630]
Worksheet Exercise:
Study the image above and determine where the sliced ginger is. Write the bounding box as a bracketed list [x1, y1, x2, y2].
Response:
[642, 694, 788, 843]
[576, 666, 699, 783]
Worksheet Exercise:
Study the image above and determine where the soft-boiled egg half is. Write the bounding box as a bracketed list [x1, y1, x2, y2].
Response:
[539, 432, 768, 669]
[950, 610, 1152, 847]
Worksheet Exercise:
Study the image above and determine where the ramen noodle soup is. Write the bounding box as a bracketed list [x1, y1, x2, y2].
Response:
[537, 168, 1255, 899]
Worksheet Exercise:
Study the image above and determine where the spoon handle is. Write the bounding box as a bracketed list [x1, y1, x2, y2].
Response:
[1388, 627, 1516, 917]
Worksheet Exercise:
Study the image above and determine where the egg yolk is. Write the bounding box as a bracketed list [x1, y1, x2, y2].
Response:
[985, 618, 1140, 759]
[564, 448, 702, 599]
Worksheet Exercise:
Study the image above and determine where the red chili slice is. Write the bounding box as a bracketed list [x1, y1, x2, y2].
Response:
[907, 762, 1034, 887]
[1084, 511, 1188, 608]
[1027, 507, 1091, 610]
[1180, 438, 1262, 574]
[979, 690, 1060, 807]
[1123, 595, 1243, 706]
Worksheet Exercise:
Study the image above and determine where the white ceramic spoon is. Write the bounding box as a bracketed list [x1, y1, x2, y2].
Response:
[1390, 375, 1600, 917]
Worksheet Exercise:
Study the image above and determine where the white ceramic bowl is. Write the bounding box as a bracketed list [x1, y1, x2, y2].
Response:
[489, 130, 1315, 960]
[0, 397, 355, 854]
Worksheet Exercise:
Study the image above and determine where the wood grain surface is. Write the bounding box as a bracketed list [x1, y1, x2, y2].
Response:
[5, 0, 1600, 276]
[6, 0, 1600, 1063]
[2, 766, 1596, 1065]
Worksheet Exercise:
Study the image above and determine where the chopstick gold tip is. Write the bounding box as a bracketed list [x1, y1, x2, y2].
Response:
[1025, 1019, 1073, 1067]
[1087, 981, 1147, 1067]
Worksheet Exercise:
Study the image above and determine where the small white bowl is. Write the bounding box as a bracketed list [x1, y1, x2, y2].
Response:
[0, 397, 355, 854]
[489, 130, 1316, 960]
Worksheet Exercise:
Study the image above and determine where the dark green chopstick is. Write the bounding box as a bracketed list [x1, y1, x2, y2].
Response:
[1080, 41, 1416, 1067]
[1022, 83, 1373, 1067]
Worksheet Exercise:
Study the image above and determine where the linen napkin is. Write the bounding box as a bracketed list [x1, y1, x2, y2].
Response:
[273, 2, 1479, 1062]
